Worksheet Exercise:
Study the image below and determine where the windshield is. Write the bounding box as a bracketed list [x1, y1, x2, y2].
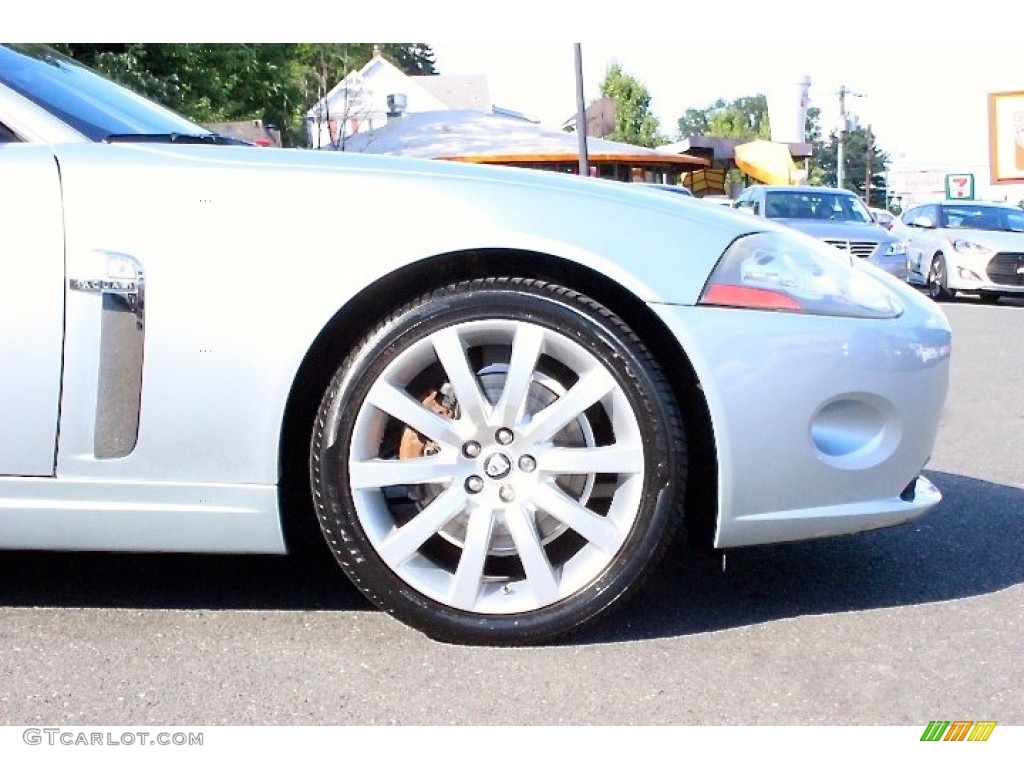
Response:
[939, 204, 1024, 232]
[764, 190, 874, 223]
[0, 43, 211, 141]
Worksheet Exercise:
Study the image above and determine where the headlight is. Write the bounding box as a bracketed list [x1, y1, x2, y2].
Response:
[952, 239, 994, 256]
[885, 239, 907, 256]
[699, 231, 904, 319]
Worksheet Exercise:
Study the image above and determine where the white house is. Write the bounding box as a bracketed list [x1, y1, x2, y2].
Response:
[306, 46, 499, 149]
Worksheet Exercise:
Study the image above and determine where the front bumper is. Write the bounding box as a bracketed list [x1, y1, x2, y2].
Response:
[651, 288, 951, 548]
[865, 252, 910, 281]
[945, 251, 1024, 294]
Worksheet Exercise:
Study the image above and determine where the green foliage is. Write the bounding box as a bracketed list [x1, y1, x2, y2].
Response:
[676, 100, 721, 138]
[675, 95, 770, 141]
[50, 44, 437, 147]
[803, 107, 827, 185]
[813, 126, 889, 207]
[598, 62, 664, 148]
[710, 95, 770, 140]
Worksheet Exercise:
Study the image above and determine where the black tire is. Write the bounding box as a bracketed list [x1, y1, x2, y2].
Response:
[927, 254, 953, 301]
[310, 278, 686, 645]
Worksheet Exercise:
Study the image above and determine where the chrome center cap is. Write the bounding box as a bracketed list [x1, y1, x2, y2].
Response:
[483, 452, 512, 480]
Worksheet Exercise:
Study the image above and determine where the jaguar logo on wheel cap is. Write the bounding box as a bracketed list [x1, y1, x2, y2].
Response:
[483, 452, 512, 479]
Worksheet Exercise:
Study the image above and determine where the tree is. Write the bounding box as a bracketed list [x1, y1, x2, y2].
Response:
[675, 95, 770, 141]
[598, 62, 663, 148]
[803, 107, 828, 185]
[50, 44, 437, 147]
[676, 100, 719, 138]
[813, 124, 890, 207]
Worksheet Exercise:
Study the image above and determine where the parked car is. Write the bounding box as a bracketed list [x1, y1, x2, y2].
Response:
[733, 185, 909, 279]
[901, 200, 1024, 303]
[699, 194, 736, 206]
[0, 44, 951, 645]
[870, 207, 896, 229]
[634, 182, 695, 197]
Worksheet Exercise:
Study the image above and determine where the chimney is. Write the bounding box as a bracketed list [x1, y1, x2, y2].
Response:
[387, 93, 408, 118]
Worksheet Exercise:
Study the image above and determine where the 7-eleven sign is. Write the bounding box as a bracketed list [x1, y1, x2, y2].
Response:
[945, 173, 975, 200]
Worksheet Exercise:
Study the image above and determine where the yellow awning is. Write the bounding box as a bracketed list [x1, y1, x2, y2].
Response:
[734, 140, 801, 185]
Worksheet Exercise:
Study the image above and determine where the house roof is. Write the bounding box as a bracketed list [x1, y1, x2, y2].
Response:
[415, 75, 491, 111]
[338, 110, 709, 169]
[307, 51, 449, 119]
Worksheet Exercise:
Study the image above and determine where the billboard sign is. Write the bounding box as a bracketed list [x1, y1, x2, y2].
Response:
[988, 91, 1024, 184]
[889, 169, 945, 196]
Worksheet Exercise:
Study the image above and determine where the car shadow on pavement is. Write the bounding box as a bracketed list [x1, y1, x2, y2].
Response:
[0, 471, 1020, 644]
[939, 293, 1024, 308]
[576, 470, 1024, 645]
[0, 522, 369, 612]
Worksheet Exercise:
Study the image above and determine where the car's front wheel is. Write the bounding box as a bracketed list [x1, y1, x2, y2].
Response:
[927, 254, 953, 301]
[310, 278, 686, 645]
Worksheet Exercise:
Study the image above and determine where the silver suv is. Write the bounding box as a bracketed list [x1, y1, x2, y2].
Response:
[733, 185, 908, 279]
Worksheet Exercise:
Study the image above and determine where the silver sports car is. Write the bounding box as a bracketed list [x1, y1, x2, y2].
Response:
[0, 44, 952, 644]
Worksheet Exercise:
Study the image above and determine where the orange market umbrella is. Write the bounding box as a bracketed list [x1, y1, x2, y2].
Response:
[734, 140, 801, 185]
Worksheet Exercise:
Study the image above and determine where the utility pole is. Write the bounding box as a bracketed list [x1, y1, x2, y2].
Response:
[865, 125, 873, 206]
[574, 44, 589, 177]
[836, 85, 865, 190]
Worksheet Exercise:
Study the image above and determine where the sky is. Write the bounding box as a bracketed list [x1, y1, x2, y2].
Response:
[20, 0, 1024, 201]
[428, 41, 1024, 202]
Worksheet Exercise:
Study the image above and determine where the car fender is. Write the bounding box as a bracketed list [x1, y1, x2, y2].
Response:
[52, 143, 752, 485]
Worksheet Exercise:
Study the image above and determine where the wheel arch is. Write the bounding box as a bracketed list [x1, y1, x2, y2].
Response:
[277, 248, 719, 555]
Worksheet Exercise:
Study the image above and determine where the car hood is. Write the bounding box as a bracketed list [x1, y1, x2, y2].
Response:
[50, 141, 774, 308]
[775, 219, 897, 242]
[114, 142, 763, 237]
[937, 227, 1024, 250]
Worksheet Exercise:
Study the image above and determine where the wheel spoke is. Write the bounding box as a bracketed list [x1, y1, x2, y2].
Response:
[521, 366, 616, 444]
[448, 508, 496, 610]
[537, 444, 643, 475]
[349, 455, 460, 490]
[531, 482, 625, 554]
[494, 323, 545, 426]
[378, 487, 468, 566]
[365, 380, 465, 446]
[432, 327, 491, 427]
[505, 508, 560, 605]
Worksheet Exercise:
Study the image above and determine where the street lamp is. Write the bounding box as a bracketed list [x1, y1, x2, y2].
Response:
[836, 85, 864, 190]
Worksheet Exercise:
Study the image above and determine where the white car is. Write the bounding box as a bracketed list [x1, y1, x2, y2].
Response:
[903, 200, 1024, 303]
[0, 44, 952, 645]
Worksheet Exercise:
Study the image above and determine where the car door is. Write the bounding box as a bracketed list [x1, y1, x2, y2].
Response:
[0, 139, 65, 476]
[904, 205, 937, 280]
